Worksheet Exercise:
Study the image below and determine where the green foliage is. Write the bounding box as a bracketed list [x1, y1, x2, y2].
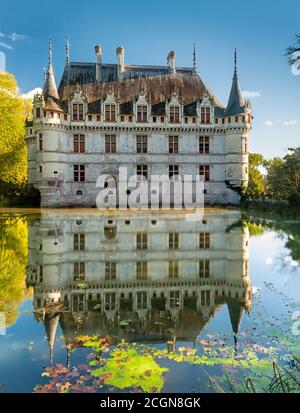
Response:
[0, 72, 30, 186]
[267, 148, 300, 206]
[0, 216, 29, 326]
[246, 152, 267, 197]
[91, 346, 168, 393]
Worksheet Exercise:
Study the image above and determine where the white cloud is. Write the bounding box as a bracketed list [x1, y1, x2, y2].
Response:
[264, 120, 273, 127]
[283, 120, 298, 126]
[0, 42, 13, 50]
[241, 90, 261, 98]
[21, 87, 43, 99]
[9, 33, 27, 42]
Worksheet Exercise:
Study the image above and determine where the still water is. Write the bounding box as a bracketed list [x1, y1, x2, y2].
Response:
[0, 208, 299, 393]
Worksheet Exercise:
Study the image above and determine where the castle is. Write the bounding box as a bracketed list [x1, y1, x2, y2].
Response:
[26, 41, 252, 207]
[26, 210, 251, 365]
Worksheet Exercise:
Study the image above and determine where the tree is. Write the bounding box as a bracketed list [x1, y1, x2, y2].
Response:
[0, 72, 30, 186]
[267, 148, 300, 206]
[286, 34, 300, 68]
[0, 216, 30, 327]
[246, 152, 267, 197]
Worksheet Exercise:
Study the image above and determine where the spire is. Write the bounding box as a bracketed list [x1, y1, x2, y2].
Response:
[225, 48, 245, 116]
[43, 40, 62, 112]
[44, 312, 60, 367]
[65, 35, 70, 64]
[193, 43, 197, 72]
[226, 298, 244, 336]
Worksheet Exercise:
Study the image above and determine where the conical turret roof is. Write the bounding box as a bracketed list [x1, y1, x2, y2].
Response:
[225, 49, 245, 116]
[43, 41, 63, 112]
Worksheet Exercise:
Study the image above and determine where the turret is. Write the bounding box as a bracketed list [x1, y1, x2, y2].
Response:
[95, 45, 102, 82]
[42, 41, 62, 113]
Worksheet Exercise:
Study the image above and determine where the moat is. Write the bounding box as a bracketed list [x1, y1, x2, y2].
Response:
[0, 208, 299, 393]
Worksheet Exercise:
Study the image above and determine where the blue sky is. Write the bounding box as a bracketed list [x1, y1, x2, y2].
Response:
[0, 0, 299, 158]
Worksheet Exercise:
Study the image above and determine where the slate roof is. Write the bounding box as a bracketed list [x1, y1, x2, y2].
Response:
[58, 62, 225, 110]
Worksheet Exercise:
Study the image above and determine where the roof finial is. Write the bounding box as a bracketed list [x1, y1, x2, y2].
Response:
[65, 35, 70, 64]
[193, 43, 197, 72]
[234, 48, 237, 74]
[48, 40, 52, 68]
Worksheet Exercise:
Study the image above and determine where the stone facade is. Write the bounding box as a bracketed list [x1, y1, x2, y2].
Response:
[26, 43, 252, 207]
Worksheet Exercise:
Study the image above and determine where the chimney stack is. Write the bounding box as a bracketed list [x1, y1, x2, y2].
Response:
[116, 46, 125, 79]
[95, 45, 102, 82]
[167, 51, 176, 75]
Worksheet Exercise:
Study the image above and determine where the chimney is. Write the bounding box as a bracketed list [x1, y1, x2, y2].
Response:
[167, 51, 176, 75]
[95, 45, 102, 82]
[116, 46, 125, 79]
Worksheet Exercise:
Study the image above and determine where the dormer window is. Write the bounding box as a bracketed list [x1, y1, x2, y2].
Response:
[105, 104, 116, 122]
[200, 107, 210, 124]
[73, 103, 84, 121]
[169, 106, 180, 123]
[137, 105, 147, 122]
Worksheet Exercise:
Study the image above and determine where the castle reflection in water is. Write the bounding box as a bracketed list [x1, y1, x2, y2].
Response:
[26, 210, 252, 365]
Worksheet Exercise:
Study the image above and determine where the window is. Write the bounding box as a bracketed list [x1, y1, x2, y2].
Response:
[160, 116, 165, 122]
[137, 232, 147, 250]
[169, 136, 178, 154]
[152, 116, 157, 123]
[169, 164, 179, 178]
[96, 115, 100, 122]
[73, 233, 85, 251]
[105, 261, 116, 280]
[244, 138, 248, 154]
[105, 104, 116, 121]
[39, 165, 42, 173]
[199, 165, 210, 181]
[72, 103, 84, 121]
[170, 291, 180, 308]
[199, 232, 210, 249]
[137, 135, 147, 154]
[74, 262, 85, 280]
[235, 116, 239, 123]
[169, 106, 180, 123]
[74, 164, 85, 182]
[73, 134, 85, 153]
[137, 164, 148, 179]
[88, 115, 92, 121]
[36, 107, 41, 118]
[39, 265, 43, 282]
[137, 291, 147, 309]
[200, 290, 211, 306]
[169, 232, 179, 249]
[38, 134, 43, 151]
[137, 105, 147, 122]
[169, 260, 178, 279]
[184, 117, 188, 124]
[199, 136, 209, 154]
[199, 260, 210, 278]
[64, 114, 68, 121]
[105, 134, 116, 153]
[200, 107, 211, 124]
[105, 293, 116, 310]
[73, 294, 85, 312]
[215, 118, 219, 124]
[136, 261, 147, 280]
